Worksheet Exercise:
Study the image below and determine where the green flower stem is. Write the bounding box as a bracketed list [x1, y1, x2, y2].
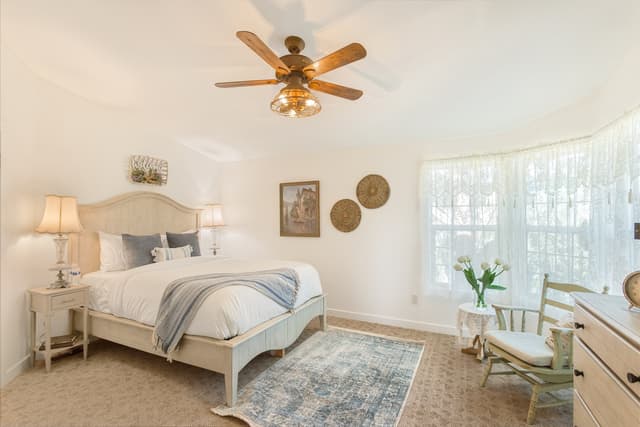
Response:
[475, 289, 487, 309]
[454, 258, 508, 309]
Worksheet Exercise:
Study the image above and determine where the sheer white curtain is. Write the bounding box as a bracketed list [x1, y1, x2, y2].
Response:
[589, 111, 640, 290]
[508, 139, 596, 305]
[421, 109, 640, 306]
[420, 156, 507, 297]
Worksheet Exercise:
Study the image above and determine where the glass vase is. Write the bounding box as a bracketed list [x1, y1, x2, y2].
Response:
[474, 290, 488, 310]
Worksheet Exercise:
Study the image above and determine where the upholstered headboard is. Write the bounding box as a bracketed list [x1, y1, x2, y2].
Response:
[69, 192, 201, 274]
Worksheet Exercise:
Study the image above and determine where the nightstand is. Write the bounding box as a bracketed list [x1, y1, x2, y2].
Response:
[28, 285, 89, 372]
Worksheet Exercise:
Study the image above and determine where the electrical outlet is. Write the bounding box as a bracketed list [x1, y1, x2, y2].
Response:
[411, 294, 418, 305]
[635, 223, 640, 240]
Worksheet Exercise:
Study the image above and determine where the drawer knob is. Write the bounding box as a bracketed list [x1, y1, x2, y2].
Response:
[573, 369, 584, 377]
[628, 373, 640, 384]
[574, 322, 585, 329]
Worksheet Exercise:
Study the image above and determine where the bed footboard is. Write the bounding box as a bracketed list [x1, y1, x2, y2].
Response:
[222, 294, 326, 406]
[73, 294, 326, 407]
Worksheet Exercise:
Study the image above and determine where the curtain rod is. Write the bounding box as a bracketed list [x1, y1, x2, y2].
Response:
[426, 103, 640, 163]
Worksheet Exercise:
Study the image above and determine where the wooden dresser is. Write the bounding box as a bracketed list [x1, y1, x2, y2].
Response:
[572, 293, 640, 426]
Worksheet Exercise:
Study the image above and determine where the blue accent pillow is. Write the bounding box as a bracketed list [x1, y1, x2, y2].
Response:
[122, 233, 163, 269]
[166, 231, 201, 256]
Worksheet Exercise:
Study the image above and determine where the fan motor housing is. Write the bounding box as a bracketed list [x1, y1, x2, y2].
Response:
[276, 55, 313, 80]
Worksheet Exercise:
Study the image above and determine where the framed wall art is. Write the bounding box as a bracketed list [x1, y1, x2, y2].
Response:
[280, 180, 320, 237]
[128, 155, 168, 185]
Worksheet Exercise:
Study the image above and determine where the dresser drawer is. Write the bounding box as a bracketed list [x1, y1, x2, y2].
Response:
[51, 291, 85, 310]
[573, 390, 599, 427]
[574, 304, 640, 398]
[573, 339, 640, 426]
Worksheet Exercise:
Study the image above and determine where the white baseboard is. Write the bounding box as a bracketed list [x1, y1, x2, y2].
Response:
[1, 354, 31, 388]
[327, 308, 458, 336]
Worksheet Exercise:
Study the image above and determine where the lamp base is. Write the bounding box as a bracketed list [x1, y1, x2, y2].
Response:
[209, 228, 220, 256]
[49, 264, 71, 289]
[49, 233, 71, 288]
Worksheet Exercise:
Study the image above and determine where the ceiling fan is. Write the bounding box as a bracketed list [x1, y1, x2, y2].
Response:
[215, 31, 367, 118]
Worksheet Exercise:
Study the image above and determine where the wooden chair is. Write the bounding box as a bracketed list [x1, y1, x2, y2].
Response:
[480, 274, 603, 424]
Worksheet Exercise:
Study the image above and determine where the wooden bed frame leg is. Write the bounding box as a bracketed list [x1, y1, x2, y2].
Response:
[319, 313, 328, 331]
[319, 297, 328, 331]
[270, 349, 285, 357]
[224, 371, 238, 407]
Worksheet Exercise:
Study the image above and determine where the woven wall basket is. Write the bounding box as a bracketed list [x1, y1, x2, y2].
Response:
[356, 174, 390, 209]
[330, 199, 362, 232]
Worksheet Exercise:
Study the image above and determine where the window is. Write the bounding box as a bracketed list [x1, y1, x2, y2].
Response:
[520, 145, 593, 297]
[422, 157, 502, 294]
[421, 110, 640, 306]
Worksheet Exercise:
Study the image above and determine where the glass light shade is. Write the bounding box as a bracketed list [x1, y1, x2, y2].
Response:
[35, 195, 83, 234]
[271, 83, 321, 118]
[201, 204, 225, 228]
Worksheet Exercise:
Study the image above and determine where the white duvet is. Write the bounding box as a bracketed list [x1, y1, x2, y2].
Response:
[81, 257, 323, 340]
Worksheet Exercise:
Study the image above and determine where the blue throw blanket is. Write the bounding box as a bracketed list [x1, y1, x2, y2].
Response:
[152, 269, 300, 357]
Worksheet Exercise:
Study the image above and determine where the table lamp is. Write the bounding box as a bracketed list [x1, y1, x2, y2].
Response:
[201, 204, 225, 256]
[35, 195, 83, 288]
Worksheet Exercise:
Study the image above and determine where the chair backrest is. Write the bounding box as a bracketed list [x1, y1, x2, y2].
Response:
[536, 274, 594, 335]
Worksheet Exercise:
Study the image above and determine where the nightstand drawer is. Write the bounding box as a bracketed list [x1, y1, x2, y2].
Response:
[51, 291, 85, 310]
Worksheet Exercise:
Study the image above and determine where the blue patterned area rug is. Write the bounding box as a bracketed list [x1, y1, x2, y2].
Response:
[212, 327, 424, 427]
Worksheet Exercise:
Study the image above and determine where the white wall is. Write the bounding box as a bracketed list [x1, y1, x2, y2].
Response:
[220, 145, 458, 332]
[0, 49, 221, 386]
[221, 143, 506, 336]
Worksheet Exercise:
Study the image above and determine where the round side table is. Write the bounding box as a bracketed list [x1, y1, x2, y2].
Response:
[456, 302, 496, 360]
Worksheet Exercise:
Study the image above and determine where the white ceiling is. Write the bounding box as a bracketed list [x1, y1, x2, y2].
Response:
[2, 0, 639, 161]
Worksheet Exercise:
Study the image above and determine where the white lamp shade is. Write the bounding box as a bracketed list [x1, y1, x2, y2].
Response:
[35, 195, 83, 234]
[201, 204, 225, 228]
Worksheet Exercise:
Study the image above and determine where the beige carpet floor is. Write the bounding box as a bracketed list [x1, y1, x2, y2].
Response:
[0, 317, 571, 427]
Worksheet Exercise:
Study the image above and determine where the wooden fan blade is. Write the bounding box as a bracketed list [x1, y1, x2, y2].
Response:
[236, 31, 290, 74]
[304, 43, 366, 78]
[214, 79, 279, 88]
[308, 80, 363, 100]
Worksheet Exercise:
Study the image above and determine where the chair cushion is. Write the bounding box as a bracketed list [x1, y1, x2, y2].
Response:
[485, 331, 554, 367]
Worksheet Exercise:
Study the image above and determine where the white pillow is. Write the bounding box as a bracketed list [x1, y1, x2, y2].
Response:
[99, 231, 127, 272]
[151, 245, 193, 263]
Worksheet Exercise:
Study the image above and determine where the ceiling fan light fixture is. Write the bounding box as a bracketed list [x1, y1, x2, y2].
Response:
[270, 81, 321, 118]
[215, 32, 366, 116]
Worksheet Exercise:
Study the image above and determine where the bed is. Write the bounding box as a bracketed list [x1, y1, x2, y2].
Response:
[68, 191, 327, 407]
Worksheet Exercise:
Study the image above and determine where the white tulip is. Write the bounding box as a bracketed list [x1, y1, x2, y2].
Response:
[457, 256, 467, 263]
[502, 264, 511, 271]
[481, 262, 490, 270]
[453, 263, 463, 271]
[494, 258, 503, 265]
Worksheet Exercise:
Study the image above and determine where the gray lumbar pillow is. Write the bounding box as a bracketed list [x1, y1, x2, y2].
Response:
[122, 233, 163, 269]
[166, 231, 201, 256]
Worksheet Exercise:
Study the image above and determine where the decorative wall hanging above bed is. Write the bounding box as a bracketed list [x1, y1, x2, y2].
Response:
[330, 199, 361, 232]
[356, 174, 390, 209]
[128, 155, 168, 185]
